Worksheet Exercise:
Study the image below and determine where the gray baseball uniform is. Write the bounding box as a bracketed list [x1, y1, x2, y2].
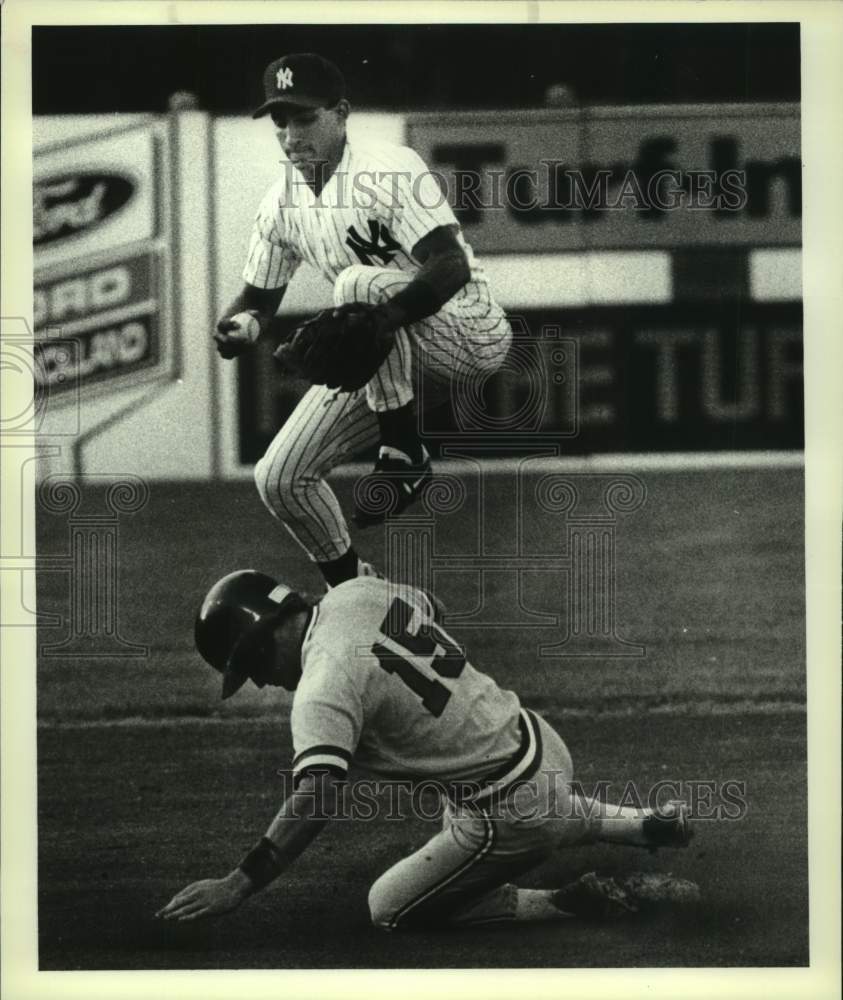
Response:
[290, 575, 576, 929]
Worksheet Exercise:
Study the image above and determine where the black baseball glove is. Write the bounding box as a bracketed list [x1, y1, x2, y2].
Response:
[273, 304, 395, 392]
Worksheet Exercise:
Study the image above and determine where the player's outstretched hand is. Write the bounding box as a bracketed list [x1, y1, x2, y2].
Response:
[156, 872, 251, 922]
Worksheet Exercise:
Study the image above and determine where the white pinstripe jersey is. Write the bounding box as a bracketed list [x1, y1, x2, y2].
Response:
[290, 577, 526, 786]
[242, 139, 495, 307]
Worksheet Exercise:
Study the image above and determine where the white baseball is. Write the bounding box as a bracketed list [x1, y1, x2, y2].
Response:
[228, 311, 262, 343]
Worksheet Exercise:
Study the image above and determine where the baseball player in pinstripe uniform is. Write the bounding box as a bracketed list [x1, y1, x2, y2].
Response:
[214, 54, 512, 588]
[158, 571, 697, 928]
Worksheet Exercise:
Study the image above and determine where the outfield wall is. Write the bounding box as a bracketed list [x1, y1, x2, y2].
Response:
[29, 104, 802, 480]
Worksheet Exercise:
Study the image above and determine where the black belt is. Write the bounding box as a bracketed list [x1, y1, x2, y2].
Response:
[447, 709, 543, 809]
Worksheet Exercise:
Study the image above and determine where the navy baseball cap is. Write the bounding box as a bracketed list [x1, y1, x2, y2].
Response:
[252, 53, 346, 118]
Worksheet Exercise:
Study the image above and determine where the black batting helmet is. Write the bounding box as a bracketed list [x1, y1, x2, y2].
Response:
[194, 570, 309, 699]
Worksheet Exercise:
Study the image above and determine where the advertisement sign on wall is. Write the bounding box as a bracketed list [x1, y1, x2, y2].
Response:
[33, 122, 173, 399]
[407, 105, 801, 253]
[236, 303, 802, 463]
[34, 249, 163, 393]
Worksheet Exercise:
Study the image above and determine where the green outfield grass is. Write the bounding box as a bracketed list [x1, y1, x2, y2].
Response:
[36, 466, 807, 968]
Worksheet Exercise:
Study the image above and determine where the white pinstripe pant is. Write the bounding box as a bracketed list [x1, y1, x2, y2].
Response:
[254, 265, 511, 562]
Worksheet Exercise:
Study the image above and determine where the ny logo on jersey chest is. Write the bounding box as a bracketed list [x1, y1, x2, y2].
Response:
[346, 220, 401, 266]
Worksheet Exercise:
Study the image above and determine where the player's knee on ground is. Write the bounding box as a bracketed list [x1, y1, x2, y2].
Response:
[368, 873, 402, 930]
[367, 880, 450, 932]
[368, 869, 491, 932]
[333, 264, 393, 308]
[368, 873, 437, 931]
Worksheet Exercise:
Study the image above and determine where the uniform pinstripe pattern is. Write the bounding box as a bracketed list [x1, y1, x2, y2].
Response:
[255, 385, 381, 561]
[247, 139, 511, 563]
[335, 262, 510, 412]
[243, 140, 495, 290]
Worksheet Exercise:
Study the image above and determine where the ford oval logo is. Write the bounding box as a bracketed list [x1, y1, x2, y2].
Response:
[33, 172, 135, 246]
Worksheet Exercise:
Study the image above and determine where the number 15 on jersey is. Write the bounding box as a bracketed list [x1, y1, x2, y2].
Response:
[371, 597, 466, 717]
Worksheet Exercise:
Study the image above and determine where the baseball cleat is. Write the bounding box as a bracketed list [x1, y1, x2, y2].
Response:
[551, 872, 637, 921]
[642, 799, 693, 852]
[352, 448, 433, 528]
[619, 872, 701, 910]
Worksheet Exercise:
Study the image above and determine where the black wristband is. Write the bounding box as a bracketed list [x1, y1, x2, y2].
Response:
[238, 837, 285, 890]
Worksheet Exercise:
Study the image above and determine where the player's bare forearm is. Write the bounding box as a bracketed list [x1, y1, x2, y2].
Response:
[156, 773, 340, 922]
[219, 282, 287, 332]
[259, 772, 340, 868]
[375, 226, 471, 332]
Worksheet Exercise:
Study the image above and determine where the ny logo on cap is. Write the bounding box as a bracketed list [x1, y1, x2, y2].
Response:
[276, 67, 294, 90]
